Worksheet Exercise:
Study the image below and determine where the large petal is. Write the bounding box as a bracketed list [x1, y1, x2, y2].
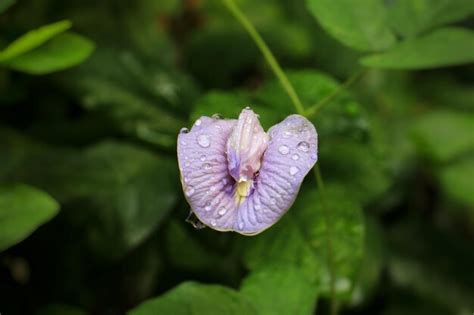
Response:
[235, 115, 318, 235]
[177, 116, 239, 231]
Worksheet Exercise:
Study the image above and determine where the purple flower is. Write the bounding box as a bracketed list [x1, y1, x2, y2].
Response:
[177, 108, 318, 235]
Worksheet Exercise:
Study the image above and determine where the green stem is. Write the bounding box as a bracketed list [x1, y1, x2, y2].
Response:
[314, 166, 337, 315]
[221, 0, 305, 115]
[305, 70, 364, 118]
[221, 1, 338, 314]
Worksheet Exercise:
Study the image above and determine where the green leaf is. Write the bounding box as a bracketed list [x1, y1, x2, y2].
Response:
[127, 282, 257, 315]
[243, 186, 365, 299]
[2, 32, 95, 74]
[388, 0, 474, 38]
[0, 0, 15, 14]
[0, 184, 59, 251]
[412, 110, 474, 162]
[191, 90, 280, 129]
[440, 158, 474, 207]
[306, 0, 396, 51]
[0, 20, 71, 62]
[240, 264, 318, 315]
[361, 27, 474, 69]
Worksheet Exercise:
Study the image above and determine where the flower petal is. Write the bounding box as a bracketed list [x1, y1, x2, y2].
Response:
[226, 108, 269, 182]
[235, 114, 318, 235]
[177, 116, 239, 231]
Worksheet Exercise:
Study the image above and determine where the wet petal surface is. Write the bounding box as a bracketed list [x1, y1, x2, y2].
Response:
[177, 112, 318, 235]
[234, 115, 318, 235]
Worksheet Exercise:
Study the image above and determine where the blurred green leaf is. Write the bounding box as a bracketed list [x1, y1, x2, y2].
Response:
[0, 184, 59, 251]
[164, 220, 222, 271]
[240, 264, 318, 315]
[0, 20, 71, 62]
[412, 110, 474, 162]
[191, 90, 280, 129]
[244, 186, 364, 299]
[361, 27, 474, 69]
[2, 32, 94, 74]
[388, 220, 474, 312]
[306, 0, 396, 51]
[440, 158, 474, 207]
[388, 0, 474, 38]
[0, 0, 15, 14]
[128, 282, 258, 315]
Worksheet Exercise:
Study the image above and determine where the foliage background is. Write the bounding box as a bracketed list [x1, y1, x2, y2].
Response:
[0, 0, 473, 314]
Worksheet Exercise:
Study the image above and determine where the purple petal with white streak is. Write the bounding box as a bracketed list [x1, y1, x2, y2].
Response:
[177, 113, 318, 235]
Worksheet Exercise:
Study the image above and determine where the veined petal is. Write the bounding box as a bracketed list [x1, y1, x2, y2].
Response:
[234, 115, 318, 235]
[177, 116, 239, 231]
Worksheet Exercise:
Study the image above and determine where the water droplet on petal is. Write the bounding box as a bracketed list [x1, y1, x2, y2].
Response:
[179, 127, 189, 134]
[311, 152, 318, 160]
[184, 176, 189, 183]
[185, 162, 190, 167]
[197, 134, 210, 148]
[245, 106, 251, 110]
[292, 154, 299, 160]
[271, 198, 276, 205]
[185, 186, 195, 197]
[238, 222, 244, 230]
[297, 141, 310, 152]
[283, 130, 292, 138]
[218, 207, 227, 215]
[195, 119, 202, 126]
[212, 113, 223, 119]
[290, 166, 299, 176]
[255, 204, 261, 210]
[222, 178, 228, 185]
[278, 145, 289, 155]
[180, 140, 187, 145]
[210, 185, 217, 192]
[203, 163, 211, 170]
[200, 155, 206, 161]
[205, 202, 212, 211]
[210, 220, 217, 227]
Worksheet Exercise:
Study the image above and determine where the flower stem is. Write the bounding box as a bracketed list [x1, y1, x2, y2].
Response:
[221, 0, 305, 116]
[221, 1, 338, 314]
[305, 70, 364, 118]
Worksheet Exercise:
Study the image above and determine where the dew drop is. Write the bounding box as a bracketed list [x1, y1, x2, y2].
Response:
[210, 185, 217, 192]
[205, 202, 212, 211]
[218, 207, 227, 215]
[185, 186, 195, 197]
[238, 222, 244, 230]
[197, 134, 211, 148]
[222, 178, 228, 185]
[195, 119, 202, 126]
[200, 155, 206, 161]
[283, 130, 292, 138]
[210, 220, 217, 227]
[203, 163, 211, 170]
[184, 176, 189, 183]
[255, 204, 261, 210]
[212, 113, 223, 119]
[271, 198, 276, 205]
[245, 106, 251, 110]
[297, 141, 310, 152]
[180, 140, 187, 146]
[185, 162, 190, 167]
[278, 145, 290, 155]
[292, 154, 299, 161]
[311, 152, 318, 160]
[179, 127, 189, 134]
[290, 166, 300, 176]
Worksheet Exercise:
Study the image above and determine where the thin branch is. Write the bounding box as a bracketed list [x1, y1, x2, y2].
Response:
[305, 70, 364, 118]
[221, 0, 305, 115]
